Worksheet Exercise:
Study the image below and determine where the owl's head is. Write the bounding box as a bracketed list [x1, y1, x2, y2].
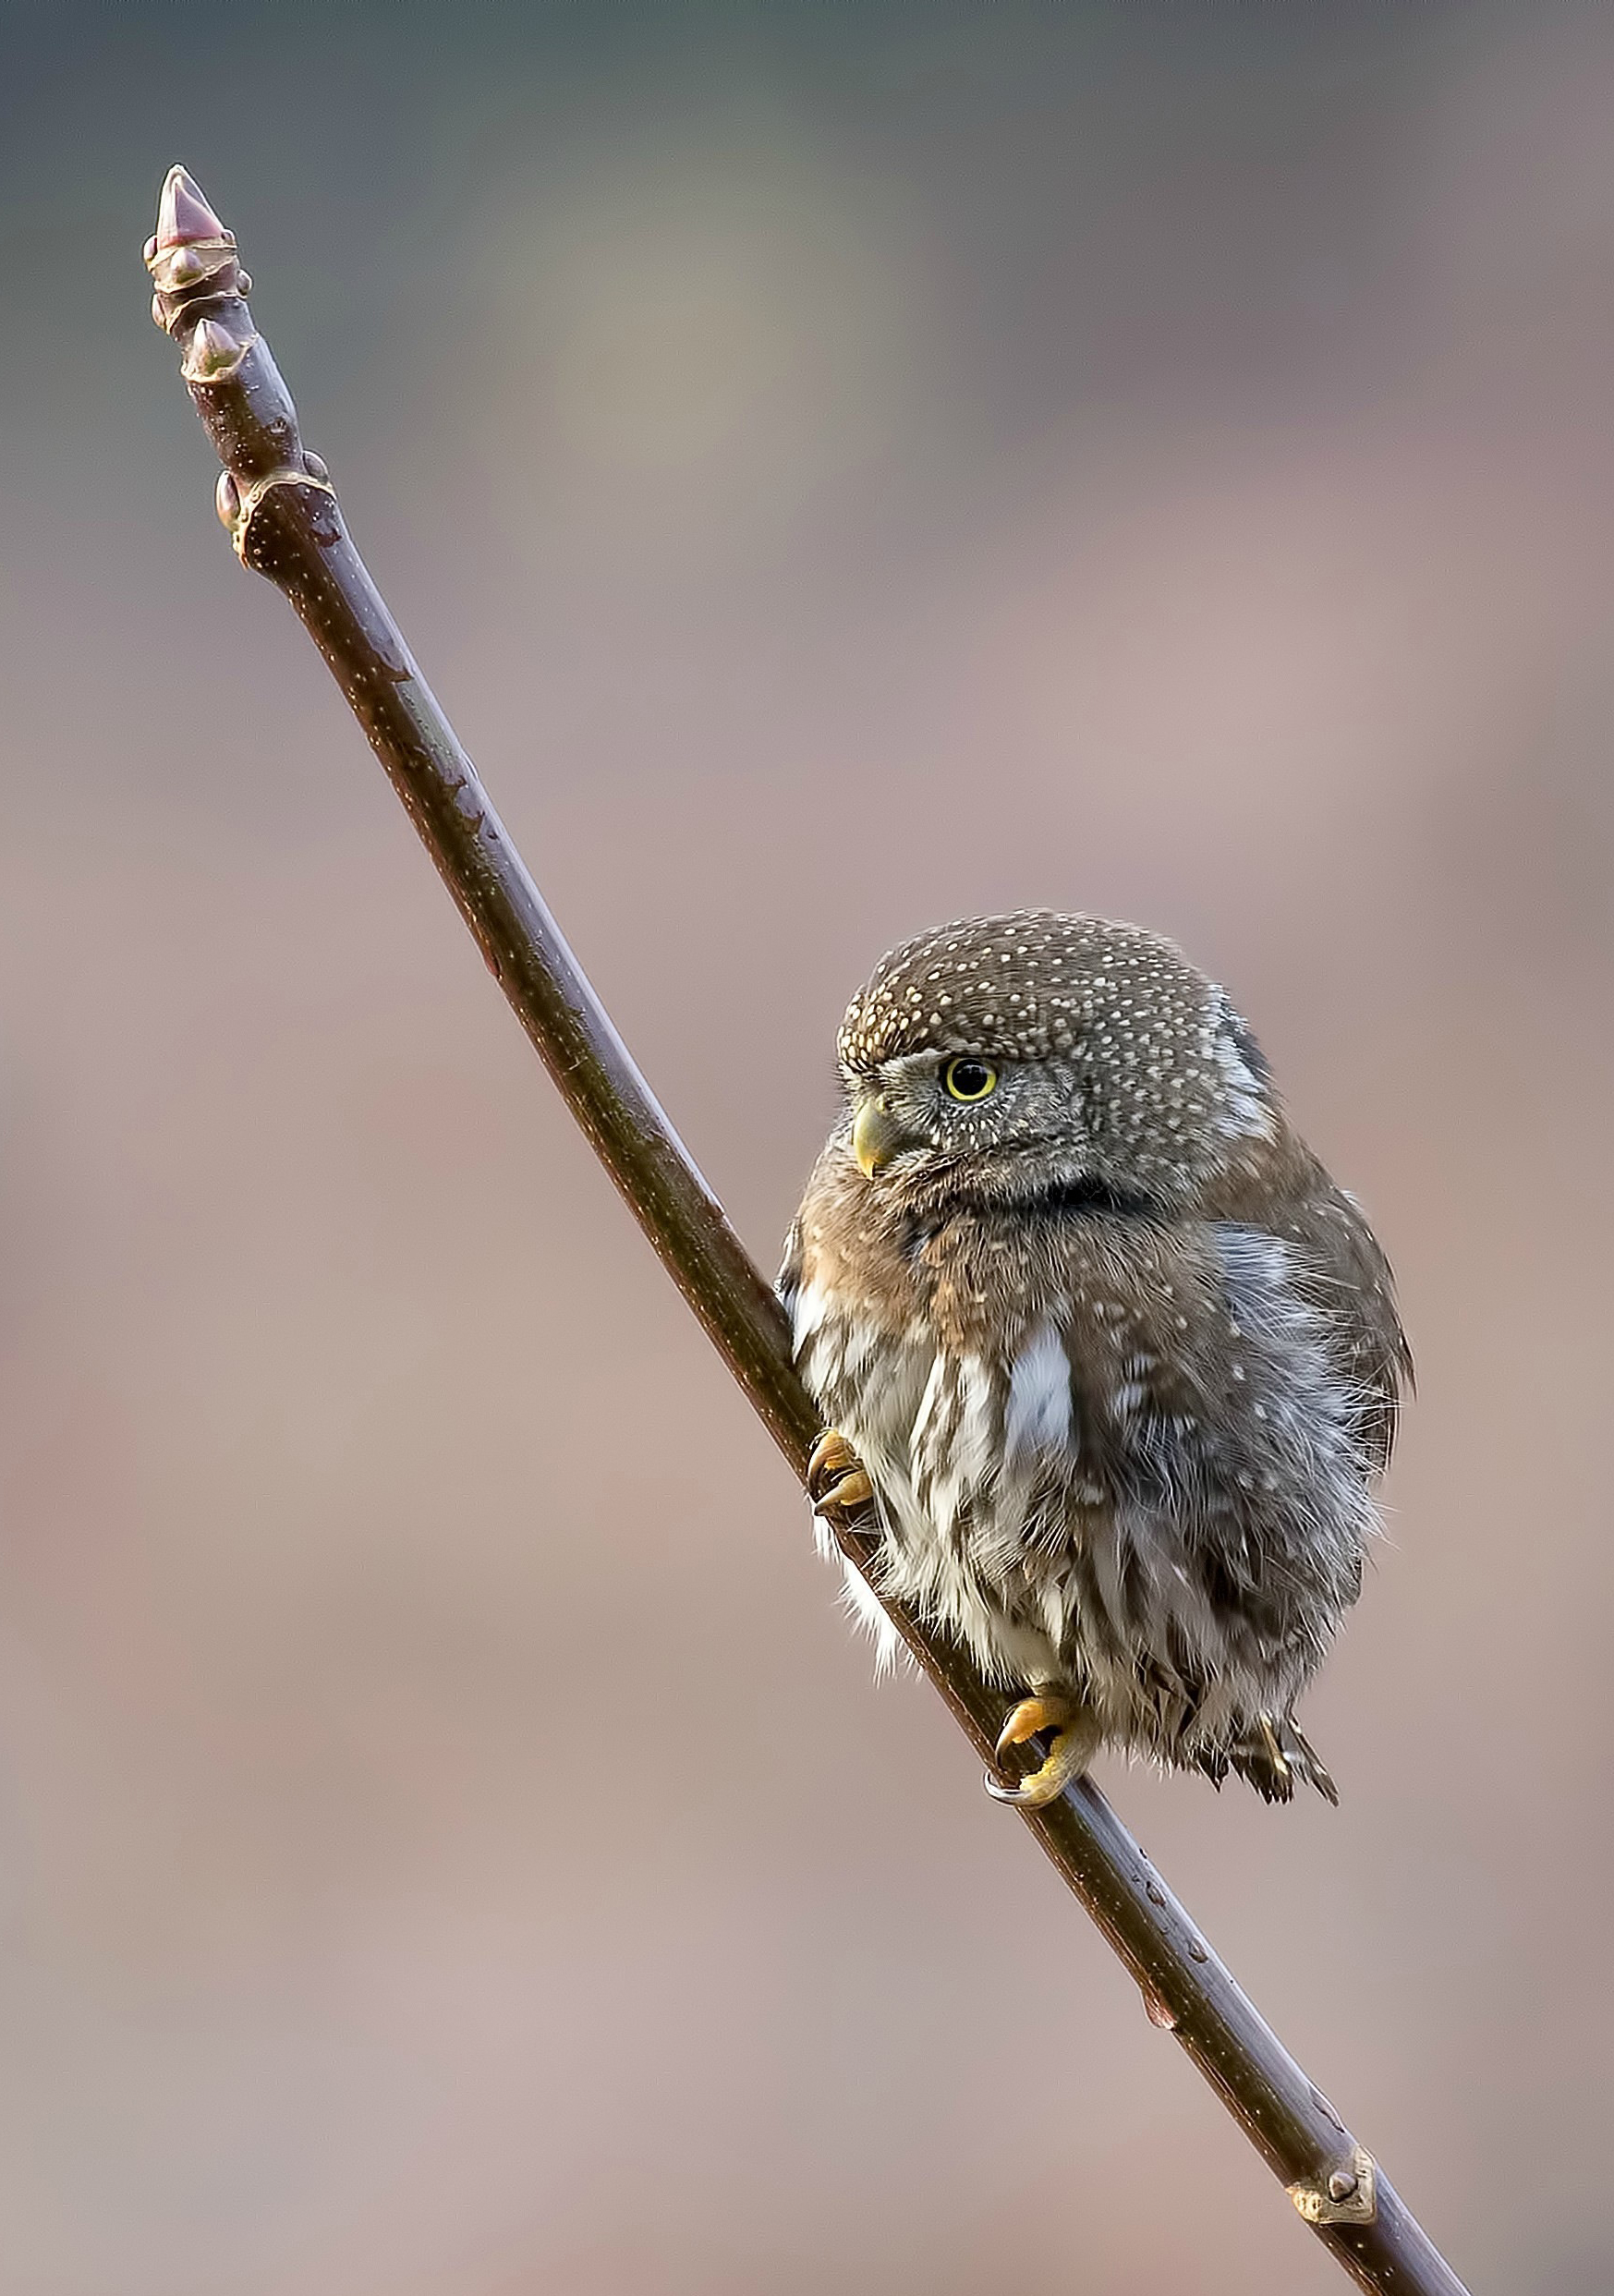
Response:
[836, 911, 1279, 1214]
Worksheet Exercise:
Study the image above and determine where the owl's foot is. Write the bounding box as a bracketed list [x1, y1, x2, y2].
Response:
[807, 1429, 874, 1526]
[1286, 1721, 1338, 1805]
[984, 1691, 1100, 1808]
[1217, 1713, 1340, 1805]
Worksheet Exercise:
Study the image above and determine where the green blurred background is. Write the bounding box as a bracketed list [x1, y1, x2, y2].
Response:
[2, 4, 1610, 2289]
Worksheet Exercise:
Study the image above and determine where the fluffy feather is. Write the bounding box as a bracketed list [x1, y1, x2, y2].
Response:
[782, 911, 1410, 1799]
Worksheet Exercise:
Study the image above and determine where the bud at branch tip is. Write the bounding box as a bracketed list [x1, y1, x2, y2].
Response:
[155, 165, 230, 251]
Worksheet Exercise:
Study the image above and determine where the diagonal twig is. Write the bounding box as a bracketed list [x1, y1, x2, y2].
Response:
[144, 166, 1471, 2296]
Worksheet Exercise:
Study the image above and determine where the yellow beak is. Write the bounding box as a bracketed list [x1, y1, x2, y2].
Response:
[853, 1097, 915, 1178]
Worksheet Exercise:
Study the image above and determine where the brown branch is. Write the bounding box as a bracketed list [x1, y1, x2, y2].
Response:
[144, 167, 1471, 2296]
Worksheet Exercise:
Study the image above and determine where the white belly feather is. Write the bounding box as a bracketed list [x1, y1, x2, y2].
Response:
[791, 1278, 1066, 1688]
[789, 1260, 1365, 1755]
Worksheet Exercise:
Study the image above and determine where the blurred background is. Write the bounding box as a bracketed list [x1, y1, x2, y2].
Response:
[0, 4, 1609, 2289]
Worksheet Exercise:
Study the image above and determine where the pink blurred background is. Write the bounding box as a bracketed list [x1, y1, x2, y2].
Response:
[1, 6, 1610, 2289]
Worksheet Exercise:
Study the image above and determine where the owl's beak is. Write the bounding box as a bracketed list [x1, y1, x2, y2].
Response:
[853, 1096, 916, 1178]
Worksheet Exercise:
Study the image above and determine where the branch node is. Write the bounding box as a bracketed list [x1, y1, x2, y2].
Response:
[1289, 2146, 1378, 2227]
[222, 466, 338, 566]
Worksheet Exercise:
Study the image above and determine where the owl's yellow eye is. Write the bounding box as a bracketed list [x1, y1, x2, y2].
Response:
[942, 1056, 999, 1103]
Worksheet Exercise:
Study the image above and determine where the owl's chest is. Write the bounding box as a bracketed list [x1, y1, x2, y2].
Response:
[794, 1186, 1107, 1456]
[792, 1266, 936, 1472]
[793, 1253, 1079, 1552]
[793, 1258, 1099, 1687]
[792, 1188, 1205, 1548]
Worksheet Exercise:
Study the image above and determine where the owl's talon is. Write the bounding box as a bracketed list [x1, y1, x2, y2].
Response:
[1224, 1712, 1340, 1804]
[825, 1467, 874, 1513]
[993, 1691, 1077, 1761]
[985, 1692, 1098, 1807]
[1257, 1714, 1292, 1790]
[807, 1429, 874, 1525]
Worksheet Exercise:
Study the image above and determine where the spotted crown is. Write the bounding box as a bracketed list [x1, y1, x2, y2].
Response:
[836, 911, 1218, 1069]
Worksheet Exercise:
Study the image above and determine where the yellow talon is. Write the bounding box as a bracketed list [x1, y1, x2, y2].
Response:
[985, 1691, 1100, 1807]
[807, 1429, 875, 1525]
[826, 1468, 873, 1513]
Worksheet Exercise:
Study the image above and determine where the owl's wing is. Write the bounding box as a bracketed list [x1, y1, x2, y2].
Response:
[993, 1213, 1390, 1656]
[1279, 1180, 1414, 1478]
[1196, 1129, 1412, 1481]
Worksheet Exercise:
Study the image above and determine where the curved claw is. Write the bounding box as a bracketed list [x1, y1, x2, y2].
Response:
[822, 1467, 873, 1514]
[807, 1429, 874, 1523]
[984, 1693, 1098, 1808]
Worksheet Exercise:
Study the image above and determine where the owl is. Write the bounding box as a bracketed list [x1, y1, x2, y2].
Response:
[779, 912, 1410, 1806]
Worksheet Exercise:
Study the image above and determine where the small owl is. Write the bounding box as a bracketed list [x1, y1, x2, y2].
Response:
[780, 912, 1410, 1806]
